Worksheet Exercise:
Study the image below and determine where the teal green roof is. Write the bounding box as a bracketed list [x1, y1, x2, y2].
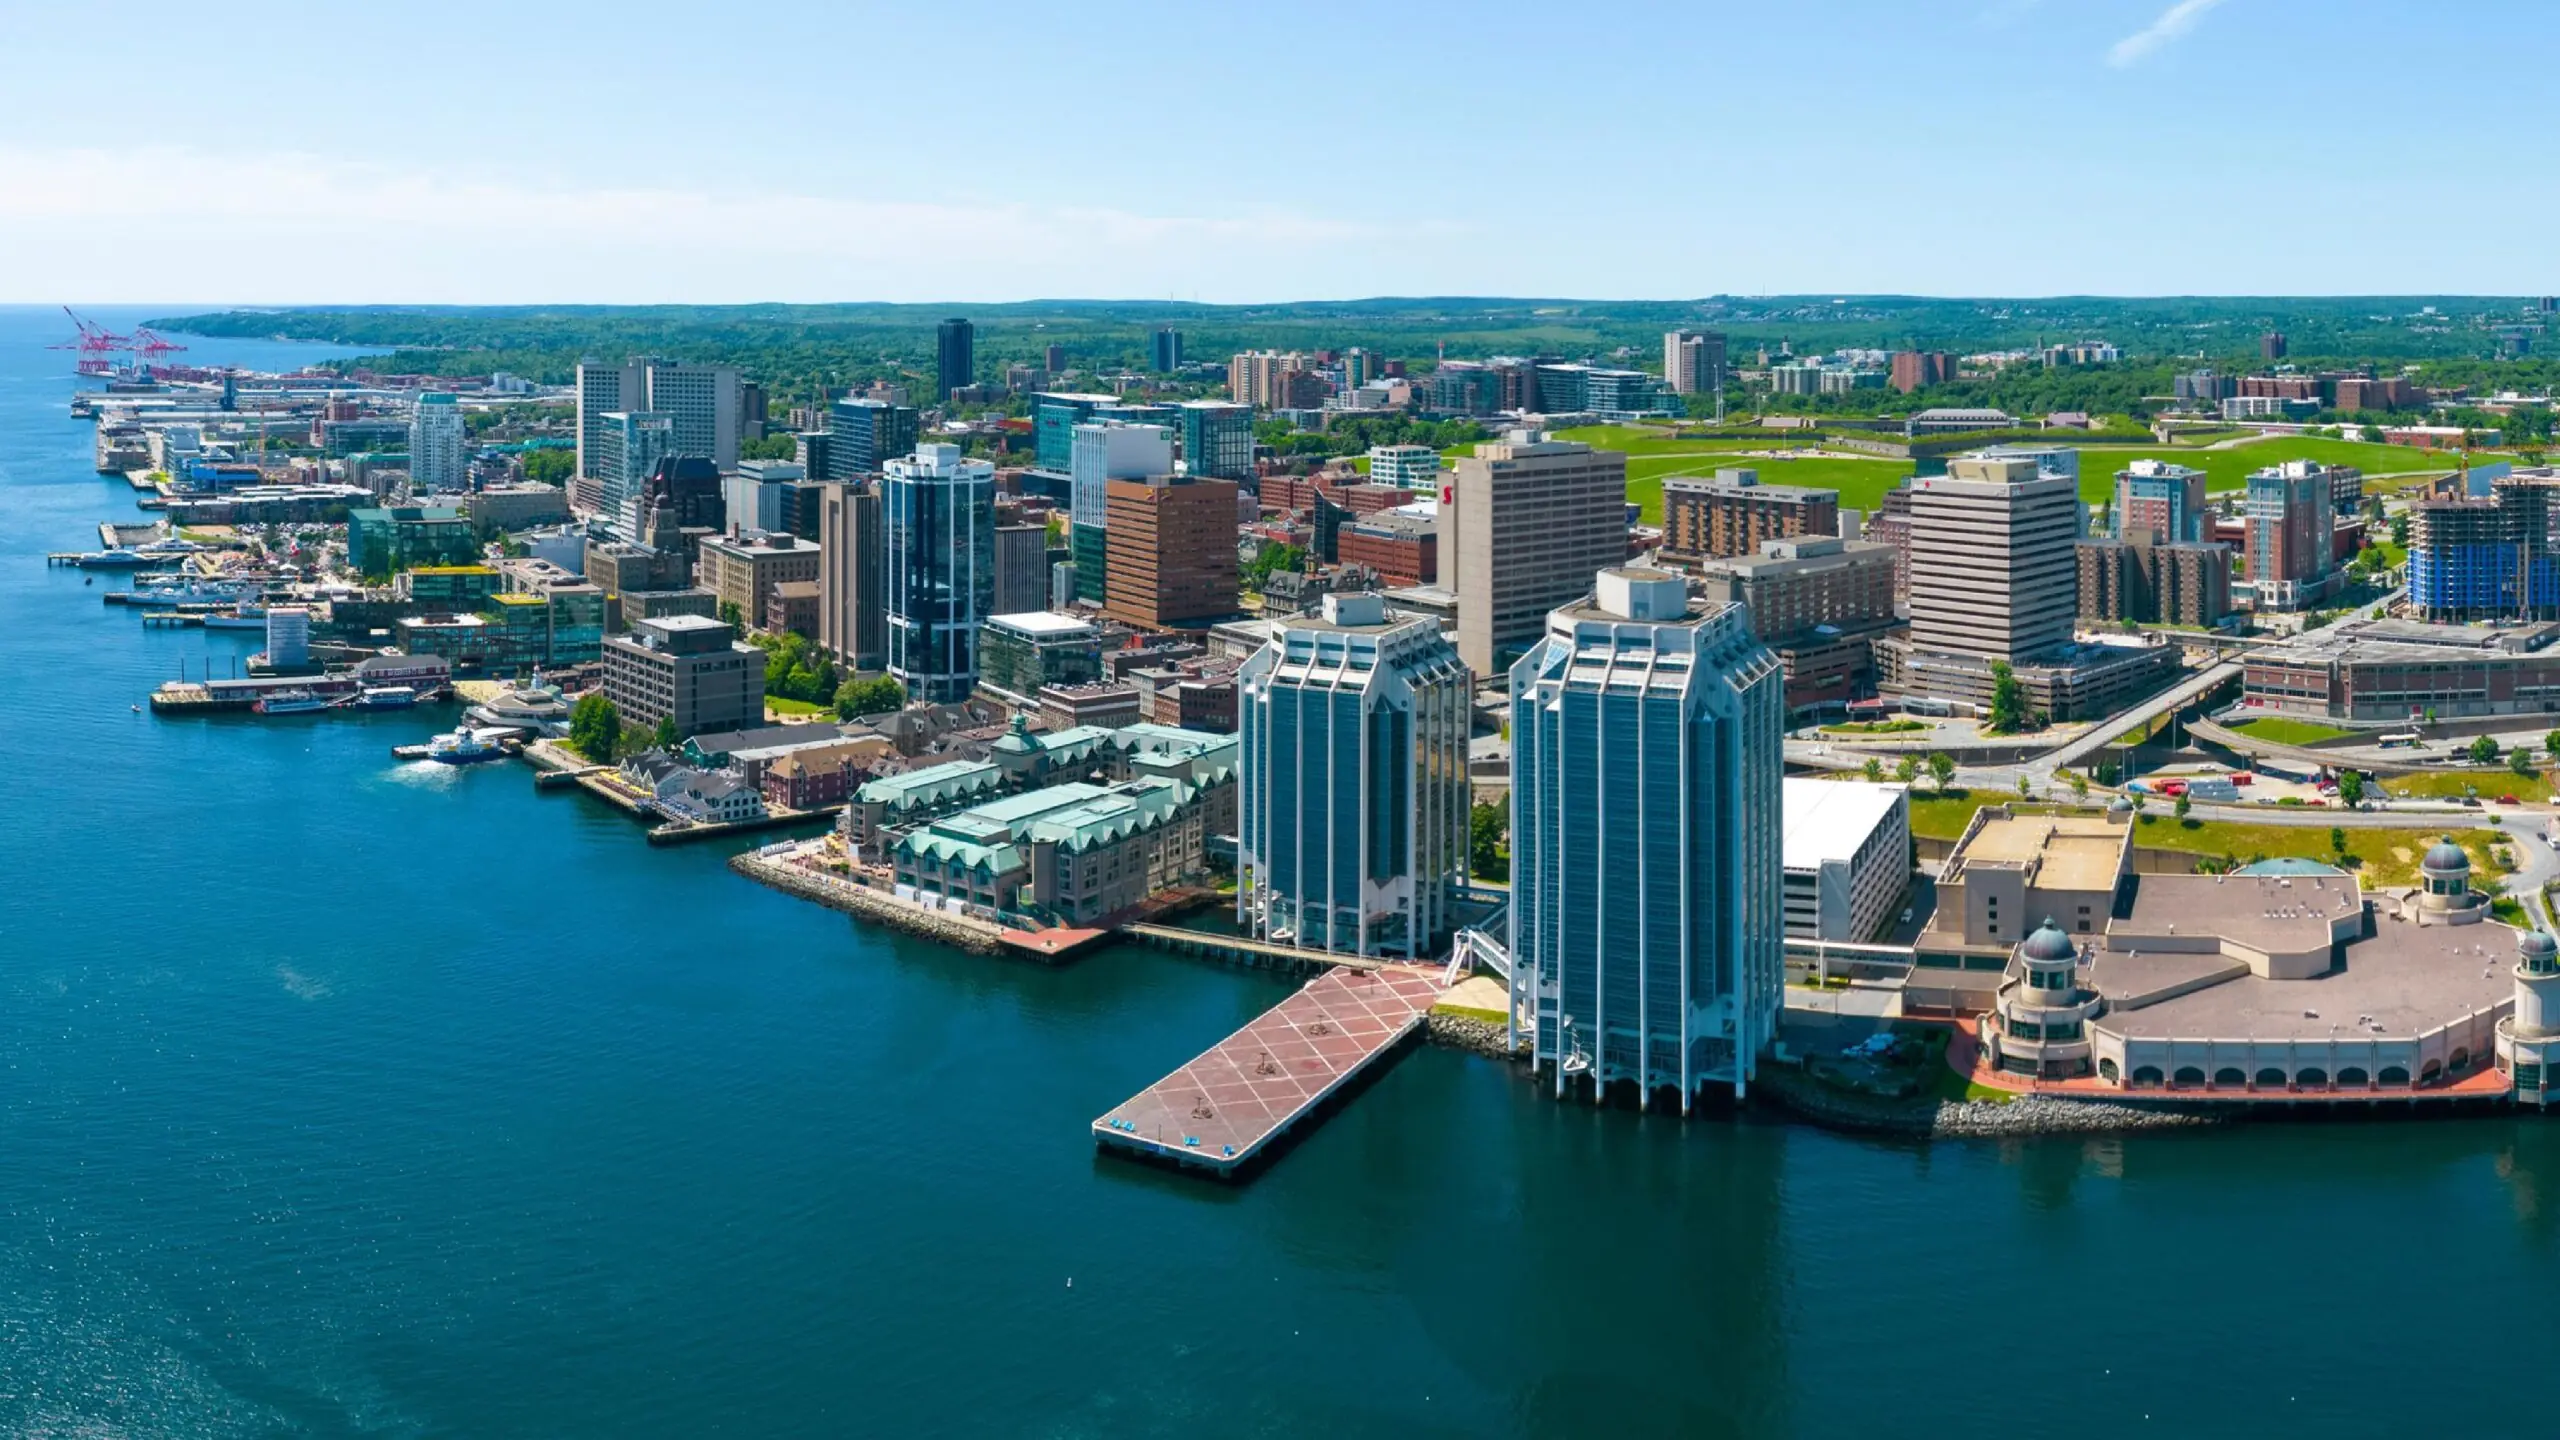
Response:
[856, 759, 1001, 810]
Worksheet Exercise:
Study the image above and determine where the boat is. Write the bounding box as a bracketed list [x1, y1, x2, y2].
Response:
[200, 606, 268, 630]
[253, 689, 330, 716]
[424, 728, 508, 764]
[357, 686, 420, 710]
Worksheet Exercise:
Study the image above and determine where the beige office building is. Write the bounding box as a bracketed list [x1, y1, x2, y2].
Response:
[818, 481, 887, 670]
[1905, 455, 2079, 661]
[697, 532, 822, 626]
[601, 614, 766, 737]
[1438, 433, 1629, 677]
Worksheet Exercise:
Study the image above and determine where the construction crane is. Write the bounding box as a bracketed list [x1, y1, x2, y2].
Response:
[50, 307, 131, 376]
[129, 326, 187, 360]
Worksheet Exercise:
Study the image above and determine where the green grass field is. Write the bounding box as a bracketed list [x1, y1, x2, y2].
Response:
[2378, 768, 2556, 803]
[2067, 436, 2478, 501]
[2128, 815, 2497, 888]
[1448, 423, 2497, 525]
[2229, 715, 2355, 745]
[1626, 453, 1915, 521]
[764, 696, 830, 717]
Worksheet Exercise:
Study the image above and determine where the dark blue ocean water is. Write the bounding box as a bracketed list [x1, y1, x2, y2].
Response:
[1, 305, 2553, 1438]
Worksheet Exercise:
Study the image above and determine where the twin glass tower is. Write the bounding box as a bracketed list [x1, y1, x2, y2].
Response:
[1237, 569, 1784, 1113]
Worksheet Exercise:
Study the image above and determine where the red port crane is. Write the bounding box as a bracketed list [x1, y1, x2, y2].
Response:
[51, 307, 132, 376]
[129, 326, 188, 360]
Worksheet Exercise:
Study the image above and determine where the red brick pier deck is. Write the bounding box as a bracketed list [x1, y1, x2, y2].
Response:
[1094, 964, 1446, 1178]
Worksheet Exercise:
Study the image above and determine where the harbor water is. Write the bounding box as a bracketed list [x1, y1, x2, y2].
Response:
[0, 305, 2552, 1437]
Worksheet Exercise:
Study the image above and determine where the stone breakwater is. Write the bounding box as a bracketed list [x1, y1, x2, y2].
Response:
[731, 852, 1002, 956]
[1756, 1064, 2223, 1138]
[1423, 1013, 1518, 1059]
[1927, 1092, 2221, 1138]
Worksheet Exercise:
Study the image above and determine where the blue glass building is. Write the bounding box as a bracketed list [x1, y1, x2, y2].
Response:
[827, 398, 919, 479]
[1509, 569, 1784, 1110]
[1237, 593, 1472, 959]
[884, 444, 996, 703]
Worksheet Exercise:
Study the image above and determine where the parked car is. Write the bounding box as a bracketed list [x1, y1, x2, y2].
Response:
[2499, 794, 2522, 806]
[2230, 773, 2255, 786]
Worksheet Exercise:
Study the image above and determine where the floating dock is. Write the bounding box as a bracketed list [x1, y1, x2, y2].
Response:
[1093, 965, 1446, 1179]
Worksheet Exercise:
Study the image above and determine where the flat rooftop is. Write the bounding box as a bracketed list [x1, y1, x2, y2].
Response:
[1949, 813, 2125, 893]
[1782, 778, 1906, 870]
[987, 611, 1097, 637]
[2096, 917, 2518, 1042]
[2111, 871, 2361, 958]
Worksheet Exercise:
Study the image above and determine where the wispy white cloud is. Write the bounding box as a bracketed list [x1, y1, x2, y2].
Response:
[0, 146, 1453, 304]
[2107, 0, 2227, 67]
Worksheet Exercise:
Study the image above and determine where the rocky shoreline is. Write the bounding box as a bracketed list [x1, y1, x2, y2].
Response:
[1423, 1012, 1517, 1058]
[1754, 1063, 2224, 1138]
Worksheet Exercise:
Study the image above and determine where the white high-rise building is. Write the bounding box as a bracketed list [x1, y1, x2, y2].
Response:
[1509, 568, 1784, 1110]
[1237, 592, 1472, 959]
[1068, 421, 1173, 604]
[408, 392, 467, 493]
[645, 361, 742, 471]
[1068, 421, 1172, 533]
[1366, 444, 1441, 490]
[1904, 455, 2079, 662]
[884, 444, 996, 703]
[576, 358, 740, 483]
[264, 606, 311, 670]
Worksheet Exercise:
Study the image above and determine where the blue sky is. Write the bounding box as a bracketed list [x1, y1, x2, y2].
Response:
[1, 1, 2548, 304]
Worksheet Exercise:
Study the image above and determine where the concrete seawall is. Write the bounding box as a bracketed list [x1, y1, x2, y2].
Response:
[731, 852, 1003, 956]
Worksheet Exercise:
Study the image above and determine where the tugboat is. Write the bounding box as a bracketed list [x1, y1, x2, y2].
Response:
[424, 728, 507, 764]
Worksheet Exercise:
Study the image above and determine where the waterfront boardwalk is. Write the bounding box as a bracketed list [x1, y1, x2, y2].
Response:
[1094, 964, 1447, 1179]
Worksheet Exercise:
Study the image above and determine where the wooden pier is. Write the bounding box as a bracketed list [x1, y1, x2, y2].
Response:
[1093, 965, 1448, 1180]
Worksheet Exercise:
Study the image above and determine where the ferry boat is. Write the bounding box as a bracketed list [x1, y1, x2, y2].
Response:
[424, 728, 507, 764]
[253, 689, 330, 716]
[357, 686, 420, 710]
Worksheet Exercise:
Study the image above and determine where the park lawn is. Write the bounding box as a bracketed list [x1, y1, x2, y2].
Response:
[1628, 453, 1913, 522]
[2229, 715, 2355, 745]
[1905, 789, 2068, 840]
[2127, 814, 2498, 888]
[2378, 768, 2558, 803]
[2066, 436, 2481, 503]
[765, 696, 831, 717]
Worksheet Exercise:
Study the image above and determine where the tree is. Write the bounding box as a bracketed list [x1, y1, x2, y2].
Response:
[2337, 768, 2365, 807]
[2544, 729, 2560, 760]
[653, 715, 680, 751]
[1894, 756, 1918, 786]
[1862, 757, 1884, 783]
[2016, 772, 2032, 799]
[1986, 660, 2031, 735]
[2512, 746, 2538, 779]
[568, 693, 620, 763]
[834, 674, 905, 719]
[2068, 769, 2090, 800]
[740, 433, 801, 461]
[1927, 752, 1956, 793]
[2330, 826, 2348, 853]
[1469, 798, 1509, 881]
[718, 600, 744, 629]
[2471, 734, 2502, 765]
[521, 448, 574, 487]
[2174, 792, 2192, 821]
